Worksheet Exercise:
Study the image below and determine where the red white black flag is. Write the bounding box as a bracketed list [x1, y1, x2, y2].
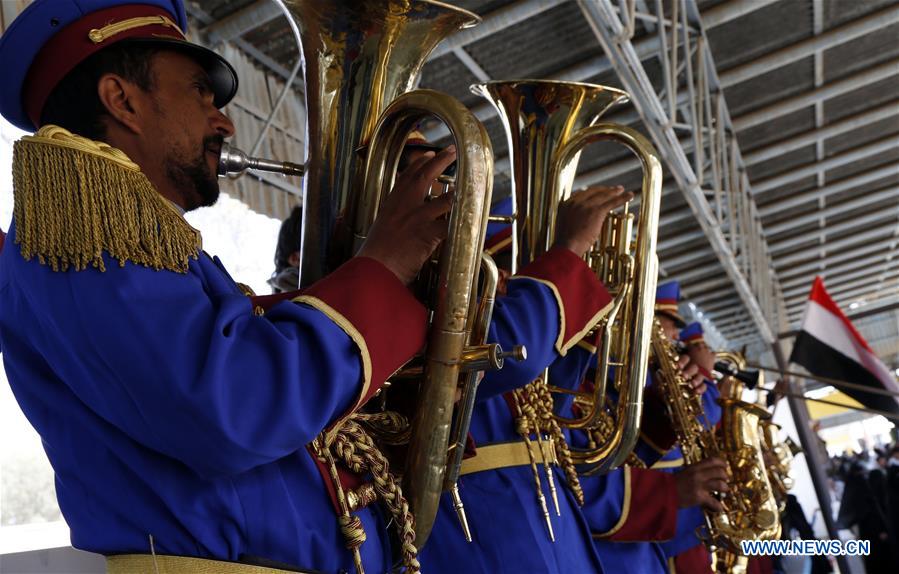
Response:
[789, 276, 899, 416]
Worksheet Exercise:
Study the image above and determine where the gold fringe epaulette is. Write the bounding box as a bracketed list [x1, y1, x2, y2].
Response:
[12, 125, 201, 273]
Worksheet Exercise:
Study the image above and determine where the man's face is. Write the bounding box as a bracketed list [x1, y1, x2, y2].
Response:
[657, 313, 679, 341]
[139, 51, 234, 211]
[687, 341, 715, 372]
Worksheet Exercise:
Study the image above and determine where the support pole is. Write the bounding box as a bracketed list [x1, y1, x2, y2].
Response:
[771, 342, 851, 574]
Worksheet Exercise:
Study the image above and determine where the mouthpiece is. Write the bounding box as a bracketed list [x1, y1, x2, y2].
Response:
[217, 143, 305, 178]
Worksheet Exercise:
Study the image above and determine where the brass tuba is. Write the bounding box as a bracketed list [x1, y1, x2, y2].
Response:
[471, 80, 662, 472]
[277, 0, 499, 548]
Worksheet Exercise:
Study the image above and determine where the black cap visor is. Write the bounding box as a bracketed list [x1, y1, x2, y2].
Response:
[121, 36, 238, 109]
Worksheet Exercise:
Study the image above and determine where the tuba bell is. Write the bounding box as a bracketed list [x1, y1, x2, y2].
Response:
[472, 80, 662, 472]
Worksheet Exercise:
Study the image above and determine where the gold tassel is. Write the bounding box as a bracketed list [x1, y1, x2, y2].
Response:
[11, 125, 201, 273]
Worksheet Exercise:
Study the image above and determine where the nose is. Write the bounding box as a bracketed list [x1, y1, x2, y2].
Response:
[211, 108, 235, 138]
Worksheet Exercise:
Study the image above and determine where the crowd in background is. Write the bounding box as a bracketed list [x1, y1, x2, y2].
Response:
[829, 444, 899, 572]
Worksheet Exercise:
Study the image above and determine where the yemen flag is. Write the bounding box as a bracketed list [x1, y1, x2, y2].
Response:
[790, 276, 899, 416]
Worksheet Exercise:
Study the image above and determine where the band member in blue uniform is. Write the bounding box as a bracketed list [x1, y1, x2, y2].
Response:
[418, 190, 637, 573]
[659, 321, 722, 574]
[567, 286, 727, 574]
[0, 1, 466, 572]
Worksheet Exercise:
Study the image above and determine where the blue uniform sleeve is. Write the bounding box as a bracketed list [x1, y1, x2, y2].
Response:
[478, 277, 562, 400]
[700, 382, 721, 428]
[6, 250, 424, 479]
[477, 247, 613, 400]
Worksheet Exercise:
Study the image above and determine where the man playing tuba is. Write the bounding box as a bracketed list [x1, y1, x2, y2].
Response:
[0, 1, 460, 572]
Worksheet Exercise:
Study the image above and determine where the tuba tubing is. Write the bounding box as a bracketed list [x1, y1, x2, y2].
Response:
[358, 89, 495, 548]
[473, 80, 662, 474]
[552, 124, 661, 473]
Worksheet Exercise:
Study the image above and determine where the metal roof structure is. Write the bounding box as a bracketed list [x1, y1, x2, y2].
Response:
[186, 0, 898, 366]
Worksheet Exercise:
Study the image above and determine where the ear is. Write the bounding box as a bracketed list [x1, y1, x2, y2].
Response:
[96, 73, 147, 135]
[288, 251, 301, 268]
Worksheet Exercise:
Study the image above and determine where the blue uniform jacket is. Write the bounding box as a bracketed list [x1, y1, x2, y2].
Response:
[657, 382, 722, 561]
[419, 247, 612, 574]
[0, 219, 431, 573]
[554, 348, 676, 574]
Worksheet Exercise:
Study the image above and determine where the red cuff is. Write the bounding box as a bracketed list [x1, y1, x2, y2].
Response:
[672, 543, 712, 574]
[296, 257, 427, 414]
[640, 378, 677, 452]
[609, 467, 678, 542]
[514, 246, 612, 355]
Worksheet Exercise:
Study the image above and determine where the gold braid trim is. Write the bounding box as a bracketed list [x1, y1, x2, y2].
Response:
[355, 410, 411, 446]
[330, 418, 420, 574]
[310, 437, 365, 574]
[530, 379, 585, 506]
[12, 125, 201, 273]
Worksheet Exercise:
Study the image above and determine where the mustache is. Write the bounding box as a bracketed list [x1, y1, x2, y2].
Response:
[204, 135, 225, 153]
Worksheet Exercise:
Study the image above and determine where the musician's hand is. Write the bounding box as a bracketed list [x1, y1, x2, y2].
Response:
[359, 146, 457, 285]
[553, 185, 633, 258]
[678, 354, 707, 395]
[676, 457, 729, 511]
[687, 341, 716, 374]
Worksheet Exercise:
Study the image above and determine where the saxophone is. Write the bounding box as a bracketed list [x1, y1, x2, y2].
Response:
[650, 318, 747, 554]
[713, 353, 783, 572]
[760, 420, 799, 511]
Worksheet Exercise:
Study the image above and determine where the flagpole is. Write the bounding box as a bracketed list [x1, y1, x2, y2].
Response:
[757, 387, 899, 422]
[771, 342, 852, 574]
[749, 364, 899, 398]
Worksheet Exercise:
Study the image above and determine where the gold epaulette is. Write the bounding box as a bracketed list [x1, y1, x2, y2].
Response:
[12, 125, 201, 273]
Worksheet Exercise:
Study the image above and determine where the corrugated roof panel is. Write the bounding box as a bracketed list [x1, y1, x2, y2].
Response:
[825, 174, 899, 205]
[825, 147, 899, 182]
[826, 196, 899, 227]
[204, 0, 255, 20]
[724, 57, 815, 117]
[746, 145, 817, 182]
[823, 76, 899, 124]
[755, 175, 819, 207]
[706, 0, 812, 71]
[824, 115, 899, 156]
[738, 108, 816, 153]
[467, 2, 602, 80]
[242, 19, 297, 67]
[453, 0, 518, 16]
[823, 0, 899, 31]
[764, 202, 820, 231]
[420, 53, 483, 108]
[823, 22, 899, 83]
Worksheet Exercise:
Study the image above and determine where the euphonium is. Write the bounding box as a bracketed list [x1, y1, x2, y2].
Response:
[472, 80, 662, 472]
[711, 352, 782, 572]
[278, 0, 499, 548]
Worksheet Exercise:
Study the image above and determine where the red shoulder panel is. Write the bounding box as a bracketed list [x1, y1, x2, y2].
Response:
[516, 246, 613, 354]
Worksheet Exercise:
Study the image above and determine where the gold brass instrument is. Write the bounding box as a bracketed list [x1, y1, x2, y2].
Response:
[258, 0, 504, 551]
[711, 351, 782, 573]
[760, 420, 799, 511]
[653, 333, 782, 563]
[472, 80, 662, 472]
[652, 320, 743, 552]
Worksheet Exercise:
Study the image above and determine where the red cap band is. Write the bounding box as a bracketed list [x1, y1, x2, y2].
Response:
[23, 4, 184, 127]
